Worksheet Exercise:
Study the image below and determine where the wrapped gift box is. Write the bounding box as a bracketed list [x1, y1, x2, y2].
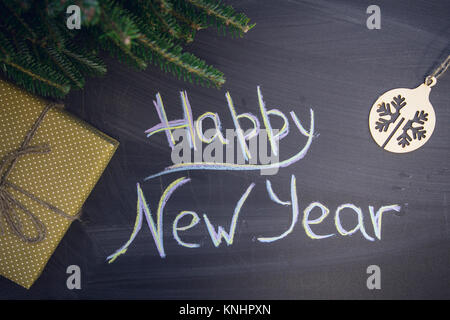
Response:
[0, 79, 118, 288]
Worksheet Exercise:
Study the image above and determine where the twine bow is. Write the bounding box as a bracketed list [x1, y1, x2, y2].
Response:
[0, 103, 78, 243]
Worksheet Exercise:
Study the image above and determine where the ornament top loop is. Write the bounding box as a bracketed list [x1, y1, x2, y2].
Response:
[425, 76, 437, 87]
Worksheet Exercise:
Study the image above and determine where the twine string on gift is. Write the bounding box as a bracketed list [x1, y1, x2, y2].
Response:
[0, 103, 79, 243]
[425, 54, 450, 86]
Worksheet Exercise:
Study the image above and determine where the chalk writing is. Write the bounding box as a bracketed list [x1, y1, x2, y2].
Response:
[108, 174, 400, 261]
[107, 87, 401, 262]
[144, 86, 315, 178]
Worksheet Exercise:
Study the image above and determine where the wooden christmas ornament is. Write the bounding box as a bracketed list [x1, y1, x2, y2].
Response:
[369, 78, 436, 153]
[369, 55, 449, 153]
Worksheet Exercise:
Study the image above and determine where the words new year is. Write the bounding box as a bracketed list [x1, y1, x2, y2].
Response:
[107, 87, 401, 262]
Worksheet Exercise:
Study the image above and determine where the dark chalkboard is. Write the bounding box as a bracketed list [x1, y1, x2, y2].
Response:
[1, 0, 450, 299]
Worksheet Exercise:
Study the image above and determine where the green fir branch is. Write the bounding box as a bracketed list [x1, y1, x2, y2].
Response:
[0, 0, 253, 99]
[185, 0, 255, 36]
[136, 35, 225, 87]
[0, 54, 70, 97]
[46, 46, 85, 88]
[61, 46, 107, 76]
[170, 0, 208, 31]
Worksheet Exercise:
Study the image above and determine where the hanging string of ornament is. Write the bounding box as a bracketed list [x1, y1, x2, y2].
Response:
[426, 55, 450, 86]
[369, 54, 450, 153]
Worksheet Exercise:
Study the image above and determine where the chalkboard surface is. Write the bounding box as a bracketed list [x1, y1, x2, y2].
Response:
[1, 0, 450, 299]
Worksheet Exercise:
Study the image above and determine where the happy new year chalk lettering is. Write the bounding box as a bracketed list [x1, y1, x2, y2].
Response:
[107, 87, 401, 262]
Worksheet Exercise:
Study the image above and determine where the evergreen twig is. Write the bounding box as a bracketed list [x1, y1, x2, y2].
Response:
[0, 0, 253, 98]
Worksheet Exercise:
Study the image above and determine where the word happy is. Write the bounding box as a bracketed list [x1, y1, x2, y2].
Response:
[107, 87, 400, 262]
[144, 86, 314, 178]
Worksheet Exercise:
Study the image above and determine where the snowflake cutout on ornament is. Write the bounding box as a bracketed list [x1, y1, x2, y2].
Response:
[374, 95, 406, 132]
[374, 94, 429, 149]
[396, 110, 428, 147]
[369, 79, 436, 153]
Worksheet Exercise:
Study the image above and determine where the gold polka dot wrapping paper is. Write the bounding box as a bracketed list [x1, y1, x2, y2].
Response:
[0, 80, 119, 289]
